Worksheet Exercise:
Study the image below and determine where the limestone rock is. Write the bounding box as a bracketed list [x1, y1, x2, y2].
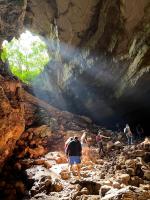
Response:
[140, 184, 150, 190]
[143, 170, 150, 181]
[76, 195, 100, 200]
[126, 168, 135, 176]
[125, 159, 136, 169]
[0, 0, 27, 46]
[44, 161, 52, 169]
[0, 79, 25, 168]
[100, 185, 112, 197]
[101, 186, 150, 200]
[117, 174, 130, 185]
[80, 187, 89, 195]
[0, 0, 150, 126]
[112, 182, 121, 189]
[53, 180, 63, 192]
[129, 176, 143, 187]
[114, 141, 122, 149]
[60, 170, 70, 180]
[26, 166, 52, 196]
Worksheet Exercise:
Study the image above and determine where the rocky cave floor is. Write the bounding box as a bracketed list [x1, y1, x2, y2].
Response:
[0, 130, 150, 200]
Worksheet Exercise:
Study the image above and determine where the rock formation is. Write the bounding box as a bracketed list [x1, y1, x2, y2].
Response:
[24, 0, 150, 126]
[0, 1, 149, 199]
[0, 73, 93, 168]
[0, 0, 149, 125]
[0, 0, 27, 47]
[0, 76, 25, 168]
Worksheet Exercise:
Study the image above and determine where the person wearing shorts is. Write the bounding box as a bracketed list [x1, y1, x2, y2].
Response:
[66, 136, 82, 178]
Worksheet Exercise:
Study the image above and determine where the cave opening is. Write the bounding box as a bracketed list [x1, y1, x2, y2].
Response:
[1, 29, 149, 137]
[1, 30, 50, 84]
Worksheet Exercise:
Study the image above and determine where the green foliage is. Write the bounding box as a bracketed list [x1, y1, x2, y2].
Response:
[1, 31, 50, 83]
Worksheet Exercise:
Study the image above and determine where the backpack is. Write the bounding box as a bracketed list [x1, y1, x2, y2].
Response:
[124, 127, 132, 136]
[124, 128, 128, 134]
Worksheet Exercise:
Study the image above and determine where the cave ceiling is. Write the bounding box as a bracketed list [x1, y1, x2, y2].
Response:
[0, 0, 150, 124]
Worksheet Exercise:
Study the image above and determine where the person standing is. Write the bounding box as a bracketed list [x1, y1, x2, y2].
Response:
[124, 124, 133, 145]
[96, 131, 110, 156]
[66, 136, 82, 179]
[81, 131, 89, 157]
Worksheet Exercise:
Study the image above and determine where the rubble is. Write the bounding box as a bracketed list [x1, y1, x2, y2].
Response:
[101, 186, 150, 200]
[0, 122, 149, 200]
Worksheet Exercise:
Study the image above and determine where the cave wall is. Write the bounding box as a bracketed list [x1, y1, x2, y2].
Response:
[0, 0, 27, 47]
[0, 76, 25, 168]
[23, 0, 150, 127]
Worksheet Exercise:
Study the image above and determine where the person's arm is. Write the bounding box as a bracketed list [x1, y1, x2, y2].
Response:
[85, 136, 88, 143]
[66, 143, 70, 156]
[101, 135, 110, 139]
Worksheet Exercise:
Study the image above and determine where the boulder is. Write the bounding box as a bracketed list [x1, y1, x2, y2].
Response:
[26, 166, 53, 196]
[100, 185, 112, 197]
[129, 176, 144, 187]
[112, 181, 121, 189]
[117, 174, 130, 185]
[60, 170, 70, 180]
[53, 180, 63, 192]
[107, 141, 114, 150]
[125, 159, 136, 169]
[44, 161, 52, 169]
[139, 184, 150, 190]
[143, 170, 150, 181]
[80, 187, 89, 195]
[126, 168, 135, 176]
[114, 141, 122, 149]
[76, 195, 100, 200]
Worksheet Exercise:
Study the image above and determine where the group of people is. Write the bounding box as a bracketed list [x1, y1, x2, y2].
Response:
[64, 131, 110, 179]
[64, 124, 144, 179]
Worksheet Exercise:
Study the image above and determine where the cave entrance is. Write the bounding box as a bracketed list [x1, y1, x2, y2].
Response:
[1, 30, 50, 84]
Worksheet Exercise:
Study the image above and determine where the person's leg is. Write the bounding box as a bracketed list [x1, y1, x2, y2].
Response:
[127, 136, 130, 145]
[131, 137, 133, 144]
[98, 143, 101, 155]
[69, 164, 73, 172]
[68, 156, 74, 173]
[101, 143, 104, 154]
[99, 142, 104, 155]
[129, 137, 132, 145]
[85, 146, 89, 157]
[76, 164, 81, 179]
